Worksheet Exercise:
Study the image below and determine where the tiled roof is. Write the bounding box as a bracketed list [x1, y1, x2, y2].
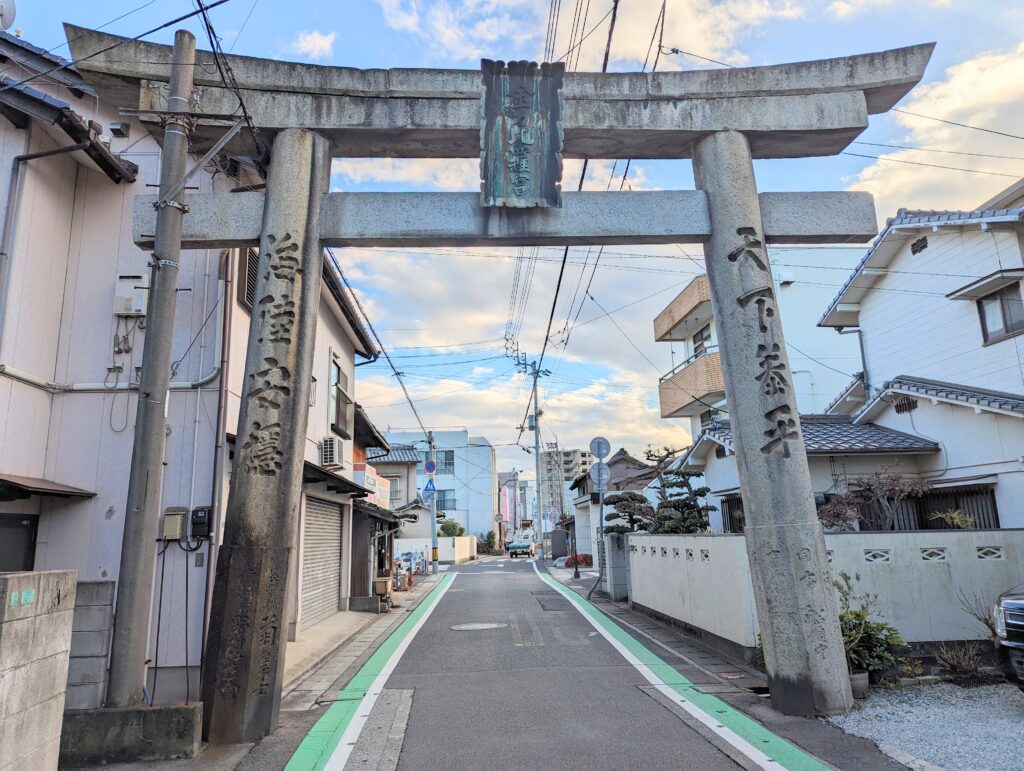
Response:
[818, 206, 1024, 327]
[367, 446, 420, 464]
[706, 414, 938, 455]
[881, 376, 1024, 418]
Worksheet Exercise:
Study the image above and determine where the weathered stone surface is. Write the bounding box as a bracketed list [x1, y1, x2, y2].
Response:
[64, 681, 105, 711]
[0, 571, 75, 771]
[67, 654, 107, 685]
[73, 580, 115, 607]
[70, 604, 112, 632]
[66, 25, 931, 110]
[66, 26, 932, 159]
[59, 703, 202, 765]
[134, 190, 876, 250]
[70, 629, 111, 658]
[202, 129, 331, 744]
[0, 570, 76, 622]
[692, 131, 852, 716]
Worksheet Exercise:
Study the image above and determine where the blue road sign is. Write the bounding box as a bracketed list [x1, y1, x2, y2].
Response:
[424, 478, 437, 494]
[424, 459, 437, 474]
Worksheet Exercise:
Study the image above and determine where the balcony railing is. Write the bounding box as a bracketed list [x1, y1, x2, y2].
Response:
[659, 346, 719, 382]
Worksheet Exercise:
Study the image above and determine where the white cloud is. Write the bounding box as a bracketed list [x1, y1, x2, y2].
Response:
[290, 30, 336, 60]
[378, 0, 421, 32]
[332, 158, 480, 191]
[827, 0, 951, 20]
[374, 0, 802, 68]
[846, 40, 1024, 220]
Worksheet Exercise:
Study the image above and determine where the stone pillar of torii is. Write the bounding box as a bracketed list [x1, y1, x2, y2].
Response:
[68, 25, 933, 741]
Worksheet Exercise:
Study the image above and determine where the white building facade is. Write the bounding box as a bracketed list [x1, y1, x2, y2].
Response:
[0, 32, 388, 705]
[383, 428, 499, 540]
[678, 180, 1024, 531]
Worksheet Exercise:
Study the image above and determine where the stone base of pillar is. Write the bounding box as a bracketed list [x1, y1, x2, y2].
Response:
[60, 704, 202, 765]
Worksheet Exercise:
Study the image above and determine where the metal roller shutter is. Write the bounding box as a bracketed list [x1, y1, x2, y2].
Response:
[301, 497, 343, 631]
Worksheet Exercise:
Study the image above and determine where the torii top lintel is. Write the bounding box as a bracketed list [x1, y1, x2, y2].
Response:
[64, 24, 933, 161]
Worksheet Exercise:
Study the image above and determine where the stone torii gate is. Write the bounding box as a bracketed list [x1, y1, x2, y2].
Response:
[68, 26, 932, 741]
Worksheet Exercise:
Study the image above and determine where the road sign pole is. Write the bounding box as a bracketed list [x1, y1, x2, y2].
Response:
[587, 438, 611, 599]
[428, 431, 438, 575]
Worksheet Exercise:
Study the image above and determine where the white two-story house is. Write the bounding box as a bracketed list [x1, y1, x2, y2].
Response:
[678, 179, 1024, 531]
[0, 31, 389, 706]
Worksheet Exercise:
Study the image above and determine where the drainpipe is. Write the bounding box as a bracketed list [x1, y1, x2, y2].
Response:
[0, 137, 91, 363]
[836, 327, 869, 393]
[204, 248, 234, 642]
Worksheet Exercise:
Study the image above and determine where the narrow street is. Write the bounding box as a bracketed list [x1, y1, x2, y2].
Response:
[268, 558, 891, 771]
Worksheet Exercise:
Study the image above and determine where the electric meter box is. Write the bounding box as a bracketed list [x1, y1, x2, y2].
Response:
[190, 506, 212, 539]
[113, 273, 149, 316]
[161, 507, 187, 540]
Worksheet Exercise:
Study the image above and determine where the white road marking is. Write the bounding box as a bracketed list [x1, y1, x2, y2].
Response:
[532, 561, 786, 771]
[324, 574, 458, 771]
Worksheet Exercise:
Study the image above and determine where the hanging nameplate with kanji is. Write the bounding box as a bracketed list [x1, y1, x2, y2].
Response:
[480, 59, 564, 208]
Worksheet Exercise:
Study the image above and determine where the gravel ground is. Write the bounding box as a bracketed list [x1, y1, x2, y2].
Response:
[828, 682, 1024, 769]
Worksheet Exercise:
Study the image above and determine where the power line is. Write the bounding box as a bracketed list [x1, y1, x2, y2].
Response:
[851, 141, 1024, 162]
[557, 5, 614, 63]
[892, 108, 1024, 142]
[228, 0, 260, 53]
[0, 0, 235, 95]
[193, 0, 271, 174]
[840, 151, 1021, 178]
[327, 249, 429, 436]
[658, 45, 734, 68]
[586, 291, 721, 413]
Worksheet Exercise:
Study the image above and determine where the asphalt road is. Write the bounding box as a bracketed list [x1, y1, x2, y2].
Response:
[386, 558, 739, 770]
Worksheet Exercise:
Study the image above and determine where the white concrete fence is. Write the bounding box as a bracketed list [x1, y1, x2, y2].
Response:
[626, 530, 1024, 658]
[395, 536, 477, 565]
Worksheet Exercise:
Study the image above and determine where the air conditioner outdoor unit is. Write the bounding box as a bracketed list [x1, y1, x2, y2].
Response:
[321, 437, 343, 469]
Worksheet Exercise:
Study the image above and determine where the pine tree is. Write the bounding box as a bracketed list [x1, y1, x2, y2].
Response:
[652, 467, 715, 534]
[602, 491, 654, 534]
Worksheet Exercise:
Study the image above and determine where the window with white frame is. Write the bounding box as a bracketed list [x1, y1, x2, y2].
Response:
[329, 354, 354, 438]
[977, 282, 1024, 344]
[436, 489, 456, 510]
[385, 476, 402, 503]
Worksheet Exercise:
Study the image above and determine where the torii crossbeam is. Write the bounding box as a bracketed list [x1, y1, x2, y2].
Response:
[67, 25, 934, 741]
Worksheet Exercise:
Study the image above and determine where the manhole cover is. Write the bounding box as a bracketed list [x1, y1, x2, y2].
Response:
[450, 623, 508, 631]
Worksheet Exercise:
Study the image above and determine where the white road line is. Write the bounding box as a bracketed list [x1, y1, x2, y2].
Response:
[325, 574, 458, 771]
[532, 561, 786, 771]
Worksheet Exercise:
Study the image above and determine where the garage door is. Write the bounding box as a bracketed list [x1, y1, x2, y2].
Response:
[300, 497, 343, 631]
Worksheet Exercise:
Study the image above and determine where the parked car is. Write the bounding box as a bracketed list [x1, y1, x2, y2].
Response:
[994, 589, 1024, 692]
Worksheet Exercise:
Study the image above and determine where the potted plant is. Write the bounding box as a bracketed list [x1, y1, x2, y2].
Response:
[835, 572, 907, 698]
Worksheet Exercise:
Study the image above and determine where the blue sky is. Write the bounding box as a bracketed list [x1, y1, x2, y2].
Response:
[16, 0, 1024, 472]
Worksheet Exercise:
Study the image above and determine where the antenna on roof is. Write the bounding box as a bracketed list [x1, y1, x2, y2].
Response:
[0, 1, 15, 31]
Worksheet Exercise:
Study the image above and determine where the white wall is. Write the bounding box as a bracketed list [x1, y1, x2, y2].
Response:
[857, 229, 1024, 394]
[628, 531, 1024, 648]
[394, 536, 476, 564]
[384, 429, 498, 540]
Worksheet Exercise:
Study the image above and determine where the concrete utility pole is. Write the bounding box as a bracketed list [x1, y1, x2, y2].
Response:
[106, 29, 195, 708]
[530, 362, 543, 545]
[202, 128, 332, 743]
[429, 431, 438, 575]
[693, 131, 852, 716]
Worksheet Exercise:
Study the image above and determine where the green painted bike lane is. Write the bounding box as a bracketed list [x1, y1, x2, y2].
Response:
[285, 573, 456, 771]
[535, 566, 829, 771]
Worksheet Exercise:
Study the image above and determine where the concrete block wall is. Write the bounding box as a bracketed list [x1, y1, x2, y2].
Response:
[627, 530, 1024, 653]
[66, 581, 114, 710]
[0, 570, 77, 771]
